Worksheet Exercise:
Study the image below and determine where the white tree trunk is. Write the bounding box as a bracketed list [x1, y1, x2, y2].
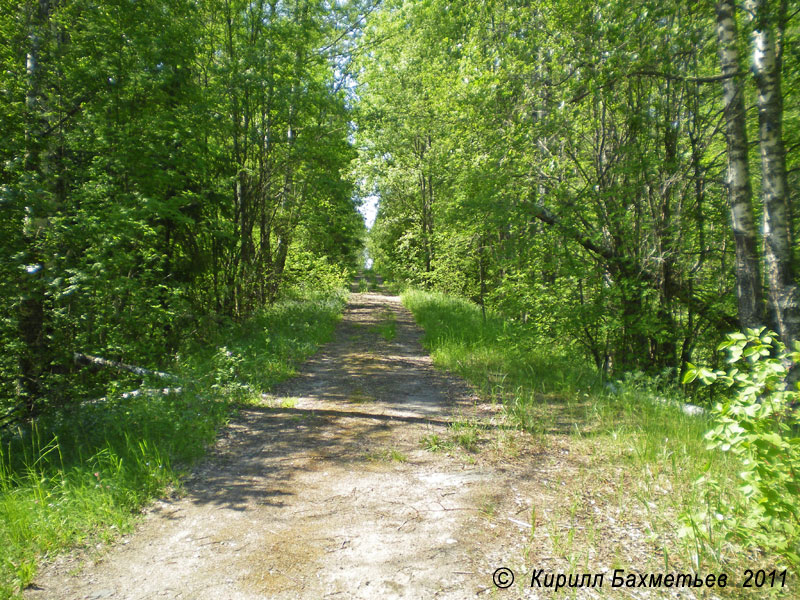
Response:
[745, 0, 800, 350]
[714, 0, 764, 330]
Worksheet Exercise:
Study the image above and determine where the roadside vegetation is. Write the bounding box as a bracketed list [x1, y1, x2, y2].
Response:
[5, 0, 800, 596]
[358, 0, 800, 587]
[0, 291, 346, 599]
[356, 268, 382, 294]
[403, 289, 797, 594]
[2, 0, 363, 596]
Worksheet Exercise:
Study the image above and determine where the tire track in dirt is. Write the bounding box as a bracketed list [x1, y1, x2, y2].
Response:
[26, 292, 524, 599]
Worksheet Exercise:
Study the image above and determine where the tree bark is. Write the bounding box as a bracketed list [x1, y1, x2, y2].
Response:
[715, 0, 765, 330]
[745, 0, 800, 352]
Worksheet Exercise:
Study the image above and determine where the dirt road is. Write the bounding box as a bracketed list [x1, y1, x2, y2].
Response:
[27, 292, 548, 599]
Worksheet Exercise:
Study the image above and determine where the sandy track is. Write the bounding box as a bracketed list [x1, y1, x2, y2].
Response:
[26, 293, 528, 599]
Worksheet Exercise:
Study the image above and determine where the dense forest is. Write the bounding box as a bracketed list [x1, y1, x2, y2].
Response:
[360, 0, 799, 380]
[1, 0, 366, 421]
[4, 0, 798, 421]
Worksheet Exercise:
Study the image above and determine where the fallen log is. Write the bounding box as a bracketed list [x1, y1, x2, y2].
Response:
[81, 386, 185, 407]
[74, 353, 179, 381]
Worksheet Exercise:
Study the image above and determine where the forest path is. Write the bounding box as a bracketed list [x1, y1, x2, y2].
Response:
[27, 291, 556, 599]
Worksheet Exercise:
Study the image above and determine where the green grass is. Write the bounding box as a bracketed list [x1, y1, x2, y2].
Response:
[401, 290, 790, 594]
[420, 433, 448, 452]
[448, 418, 482, 452]
[420, 419, 483, 453]
[0, 291, 346, 599]
[364, 447, 407, 463]
[373, 308, 397, 341]
[401, 290, 598, 401]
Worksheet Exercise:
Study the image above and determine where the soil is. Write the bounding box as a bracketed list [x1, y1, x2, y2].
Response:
[24, 291, 703, 599]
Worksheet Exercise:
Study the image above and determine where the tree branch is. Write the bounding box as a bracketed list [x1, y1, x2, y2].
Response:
[628, 70, 743, 83]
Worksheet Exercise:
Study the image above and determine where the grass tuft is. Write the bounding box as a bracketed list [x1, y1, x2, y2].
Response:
[373, 308, 397, 341]
[365, 447, 407, 463]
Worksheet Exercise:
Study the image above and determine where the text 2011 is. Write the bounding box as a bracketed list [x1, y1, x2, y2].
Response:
[742, 569, 787, 588]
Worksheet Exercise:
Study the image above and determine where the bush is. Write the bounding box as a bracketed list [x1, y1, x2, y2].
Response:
[282, 250, 352, 298]
[683, 328, 800, 566]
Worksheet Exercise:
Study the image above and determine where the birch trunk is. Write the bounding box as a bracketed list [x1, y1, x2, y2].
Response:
[745, 0, 800, 350]
[18, 0, 52, 413]
[714, 0, 764, 330]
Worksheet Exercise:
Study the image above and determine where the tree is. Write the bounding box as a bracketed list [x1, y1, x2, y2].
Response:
[744, 0, 800, 351]
[715, 0, 764, 330]
[0, 0, 364, 418]
[358, 0, 768, 376]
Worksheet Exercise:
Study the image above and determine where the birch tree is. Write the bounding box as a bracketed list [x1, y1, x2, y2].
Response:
[745, 0, 800, 350]
[715, 0, 764, 330]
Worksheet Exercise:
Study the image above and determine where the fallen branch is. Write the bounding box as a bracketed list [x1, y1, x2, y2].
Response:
[120, 387, 183, 399]
[81, 387, 185, 407]
[74, 353, 179, 381]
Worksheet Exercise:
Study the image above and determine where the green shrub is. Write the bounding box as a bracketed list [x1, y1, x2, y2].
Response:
[282, 250, 352, 298]
[683, 328, 800, 567]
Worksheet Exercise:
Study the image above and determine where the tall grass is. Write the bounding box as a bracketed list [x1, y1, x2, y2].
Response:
[403, 290, 598, 398]
[0, 291, 346, 598]
[401, 290, 777, 588]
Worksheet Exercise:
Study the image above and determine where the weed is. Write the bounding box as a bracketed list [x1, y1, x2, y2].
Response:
[449, 419, 481, 452]
[13, 559, 36, 590]
[420, 433, 449, 452]
[365, 448, 407, 463]
[389, 449, 407, 462]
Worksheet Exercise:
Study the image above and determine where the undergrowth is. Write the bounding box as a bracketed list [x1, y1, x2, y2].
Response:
[0, 291, 346, 598]
[402, 289, 793, 596]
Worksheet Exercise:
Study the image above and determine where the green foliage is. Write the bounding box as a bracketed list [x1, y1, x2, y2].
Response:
[0, 0, 364, 420]
[282, 251, 354, 300]
[179, 292, 346, 397]
[358, 0, 786, 380]
[683, 329, 800, 567]
[0, 0, 361, 585]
